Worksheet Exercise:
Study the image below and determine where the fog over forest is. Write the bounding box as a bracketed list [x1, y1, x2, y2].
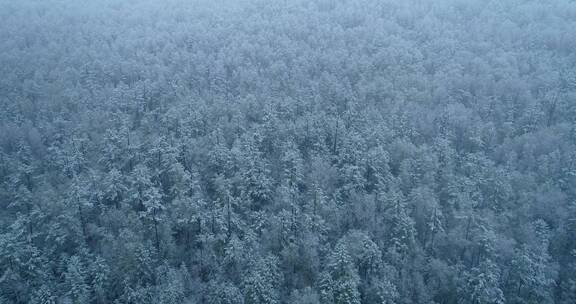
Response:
[1, 0, 576, 303]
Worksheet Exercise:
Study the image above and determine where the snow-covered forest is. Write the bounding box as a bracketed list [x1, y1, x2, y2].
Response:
[1, 0, 576, 303]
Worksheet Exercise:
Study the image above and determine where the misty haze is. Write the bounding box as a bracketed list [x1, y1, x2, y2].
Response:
[1, 0, 576, 303]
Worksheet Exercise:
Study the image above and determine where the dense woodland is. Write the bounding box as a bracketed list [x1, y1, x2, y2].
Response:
[1, 0, 576, 303]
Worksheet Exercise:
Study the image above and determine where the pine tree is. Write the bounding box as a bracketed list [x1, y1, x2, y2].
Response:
[237, 133, 273, 209]
[318, 271, 335, 304]
[242, 256, 280, 304]
[64, 256, 90, 304]
[140, 185, 165, 255]
[243, 271, 278, 304]
[156, 265, 186, 304]
[374, 279, 399, 304]
[206, 280, 244, 304]
[100, 167, 127, 209]
[458, 260, 504, 304]
[325, 242, 361, 304]
[383, 182, 416, 264]
[90, 256, 110, 304]
[508, 245, 556, 304]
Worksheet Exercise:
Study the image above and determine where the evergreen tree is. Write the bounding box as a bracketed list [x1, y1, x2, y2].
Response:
[324, 242, 361, 304]
[458, 260, 504, 304]
[64, 256, 90, 304]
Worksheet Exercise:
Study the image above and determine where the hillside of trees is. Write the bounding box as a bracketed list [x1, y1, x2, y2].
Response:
[1, 0, 576, 303]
